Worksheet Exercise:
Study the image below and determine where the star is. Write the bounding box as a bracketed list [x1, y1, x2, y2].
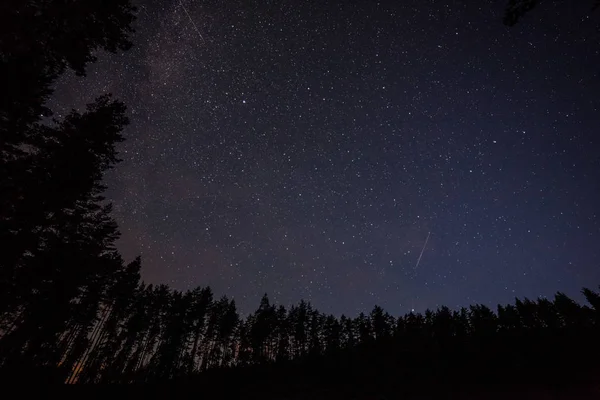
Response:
[50, 0, 600, 316]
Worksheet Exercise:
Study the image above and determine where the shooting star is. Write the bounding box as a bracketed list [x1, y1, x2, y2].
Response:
[408, 232, 430, 313]
[413, 231, 431, 271]
[178, 0, 205, 42]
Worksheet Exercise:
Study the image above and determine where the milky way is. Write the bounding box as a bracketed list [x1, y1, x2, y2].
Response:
[51, 0, 600, 315]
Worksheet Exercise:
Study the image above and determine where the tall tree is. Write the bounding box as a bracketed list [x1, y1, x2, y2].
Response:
[0, 96, 131, 379]
[307, 309, 324, 357]
[0, 0, 136, 156]
[274, 305, 290, 363]
[0, 0, 138, 380]
[249, 294, 277, 363]
[184, 286, 213, 373]
[68, 257, 141, 383]
[370, 305, 393, 342]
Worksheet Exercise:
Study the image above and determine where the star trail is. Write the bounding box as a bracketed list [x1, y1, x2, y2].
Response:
[51, 0, 600, 315]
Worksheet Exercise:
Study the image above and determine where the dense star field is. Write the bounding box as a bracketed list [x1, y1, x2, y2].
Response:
[51, 0, 599, 316]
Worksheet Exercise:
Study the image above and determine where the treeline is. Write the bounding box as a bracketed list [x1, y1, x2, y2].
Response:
[3, 250, 600, 385]
[3, 268, 600, 385]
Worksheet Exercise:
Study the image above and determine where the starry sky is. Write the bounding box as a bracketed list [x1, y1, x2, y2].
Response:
[51, 0, 600, 316]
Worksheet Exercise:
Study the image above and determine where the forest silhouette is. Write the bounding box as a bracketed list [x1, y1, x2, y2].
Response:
[1, 0, 599, 396]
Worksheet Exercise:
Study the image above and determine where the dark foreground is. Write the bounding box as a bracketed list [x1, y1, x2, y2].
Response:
[172, 339, 600, 399]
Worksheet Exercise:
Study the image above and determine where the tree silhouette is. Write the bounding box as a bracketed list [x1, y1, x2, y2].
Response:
[0, 0, 137, 380]
[274, 305, 290, 363]
[503, 0, 600, 26]
[503, 0, 539, 26]
[183, 286, 213, 374]
[0, 96, 131, 380]
[323, 314, 341, 356]
[289, 300, 310, 359]
[0, 0, 136, 157]
[69, 257, 141, 383]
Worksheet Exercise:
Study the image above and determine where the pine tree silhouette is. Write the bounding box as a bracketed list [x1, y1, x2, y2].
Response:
[0, 96, 131, 380]
[0, 0, 135, 157]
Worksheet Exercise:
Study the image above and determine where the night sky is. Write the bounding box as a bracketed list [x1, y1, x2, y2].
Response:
[51, 0, 600, 316]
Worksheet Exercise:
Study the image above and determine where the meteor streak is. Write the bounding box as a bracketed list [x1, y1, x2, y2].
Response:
[414, 231, 431, 271]
[179, 0, 205, 42]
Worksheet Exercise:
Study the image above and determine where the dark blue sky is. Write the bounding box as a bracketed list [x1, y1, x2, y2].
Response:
[53, 0, 600, 315]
